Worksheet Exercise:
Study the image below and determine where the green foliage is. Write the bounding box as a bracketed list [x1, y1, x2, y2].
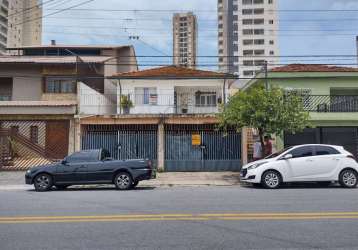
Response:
[218, 85, 310, 139]
[120, 95, 134, 109]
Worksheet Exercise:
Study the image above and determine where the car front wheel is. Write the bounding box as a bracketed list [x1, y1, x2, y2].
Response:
[261, 170, 281, 189]
[114, 172, 133, 190]
[34, 174, 53, 192]
[339, 169, 358, 188]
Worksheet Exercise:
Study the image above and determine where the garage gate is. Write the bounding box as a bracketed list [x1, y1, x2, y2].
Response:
[81, 125, 157, 161]
[165, 124, 241, 172]
[284, 127, 358, 158]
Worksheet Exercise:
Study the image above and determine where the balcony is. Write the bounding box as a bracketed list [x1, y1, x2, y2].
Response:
[302, 95, 358, 112]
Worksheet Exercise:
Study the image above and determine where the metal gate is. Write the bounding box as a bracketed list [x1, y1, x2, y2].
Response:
[165, 124, 241, 172]
[81, 125, 158, 161]
[284, 127, 358, 158]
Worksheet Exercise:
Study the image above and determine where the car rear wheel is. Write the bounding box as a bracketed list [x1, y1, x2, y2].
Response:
[114, 172, 133, 190]
[34, 174, 53, 192]
[261, 170, 281, 189]
[339, 169, 358, 188]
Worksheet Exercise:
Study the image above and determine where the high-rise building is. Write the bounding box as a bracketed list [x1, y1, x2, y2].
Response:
[0, 0, 42, 54]
[218, 0, 279, 77]
[7, 0, 42, 49]
[0, 0, 9, 53]
[173, 12, 197, 68]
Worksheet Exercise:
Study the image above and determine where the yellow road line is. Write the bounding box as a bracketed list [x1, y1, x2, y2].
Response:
[0, 212, 357, 224]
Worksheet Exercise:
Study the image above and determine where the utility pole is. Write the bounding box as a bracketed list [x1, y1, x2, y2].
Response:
[264, 60, 269, 91]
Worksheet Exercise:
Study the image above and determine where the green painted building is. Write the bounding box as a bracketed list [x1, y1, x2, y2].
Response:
[242, 64, 358, 157]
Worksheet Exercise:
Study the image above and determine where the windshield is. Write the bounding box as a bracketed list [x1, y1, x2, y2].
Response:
[264, 146, 293, 159]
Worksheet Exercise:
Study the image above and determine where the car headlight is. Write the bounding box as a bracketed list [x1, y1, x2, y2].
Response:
[26, 170, 31, 174]
[248, 162, 268, 170]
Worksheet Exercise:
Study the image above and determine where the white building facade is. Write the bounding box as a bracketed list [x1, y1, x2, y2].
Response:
[218, 0, 279, 77]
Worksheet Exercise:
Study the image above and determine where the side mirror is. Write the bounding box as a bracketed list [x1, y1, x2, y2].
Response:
[282, 154, 293, 160]
[61, 160, 68, 165]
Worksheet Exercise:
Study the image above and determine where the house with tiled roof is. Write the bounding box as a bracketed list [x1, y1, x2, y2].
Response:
[241, 64, 358, 160]
[77, 66, 242, 172]
[108, 65, 236, 115]
[0, 44, 137, 170]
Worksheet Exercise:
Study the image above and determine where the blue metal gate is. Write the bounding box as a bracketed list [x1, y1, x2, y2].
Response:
[81, 125, 157, 161]
[165, 124, 241, 172]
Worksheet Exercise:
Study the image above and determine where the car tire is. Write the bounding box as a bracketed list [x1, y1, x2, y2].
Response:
[34, 173, 53, 192]
[114, 172, 133, 190]
[261, 170, 282, 189]
[339, 169, 358, 188]
[132, 180, 139, 188]
[55, 185, 69, 190]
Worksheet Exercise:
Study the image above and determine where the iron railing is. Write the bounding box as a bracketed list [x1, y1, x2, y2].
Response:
[301, 95, 358, 112]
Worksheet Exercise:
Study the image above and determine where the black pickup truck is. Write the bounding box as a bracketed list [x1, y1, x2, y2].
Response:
[25, 149, 156, 192]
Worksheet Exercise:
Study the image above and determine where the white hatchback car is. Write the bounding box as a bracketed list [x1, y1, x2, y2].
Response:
[241, 144, 358, 189]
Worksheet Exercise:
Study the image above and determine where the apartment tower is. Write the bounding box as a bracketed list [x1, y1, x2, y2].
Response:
[218, 0, 279, 77]
[173, 12, 197, 68]
[0, 0, 42, 54]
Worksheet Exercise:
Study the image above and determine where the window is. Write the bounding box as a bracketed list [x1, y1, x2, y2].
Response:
[254, 50, 265, 55]
[269, 40, 274, 45]
[242, 9, 253, 15]
[243, 29, 253, 35]
[66, 150, 99, 163]
[314, 146, 340, 156]
[269, 20, 274, 24]
[270, 50, 275, 55]
[135, 87, 157, 105]
[253, 0, 264, 3]
[254, 8, 264, 14]
[195, 92, 217, 107]
[254, 39, 265, 45]
[254, 19, 264, 25]
[243, 70, 254, 76]
[243, 50, 254, 56]
[243, 39, 253, 45]
[45, 78, 76, 93]
[243, 0, 252, 4]
[288, 146, 313, 158]
[243, 60, 254, 66]
[30, 126, 38, 144]
[254, 29, 264, 35]
[243, 19, 253, 25]
[269, 0, 273, 3]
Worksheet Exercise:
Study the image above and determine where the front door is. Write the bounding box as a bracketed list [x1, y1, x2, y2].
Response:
[46, 121, 69, 159]
[284, 146, 316, 181]
[56, 163, 88, 183]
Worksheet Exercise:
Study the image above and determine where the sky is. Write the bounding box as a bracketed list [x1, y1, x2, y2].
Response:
[42, 0, 358, 70]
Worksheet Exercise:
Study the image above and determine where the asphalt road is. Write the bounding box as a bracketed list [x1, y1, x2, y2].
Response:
[1, 185, 358, 250]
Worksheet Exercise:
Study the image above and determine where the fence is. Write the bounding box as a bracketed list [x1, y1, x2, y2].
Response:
[164, 124, 241, 172]
[302, 95, 358, 112]
[81, 125, 158, 161]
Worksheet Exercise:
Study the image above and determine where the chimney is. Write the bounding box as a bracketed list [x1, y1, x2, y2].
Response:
[51, 40, 56, 46]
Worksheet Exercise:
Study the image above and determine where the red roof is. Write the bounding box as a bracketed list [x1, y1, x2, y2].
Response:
[113, 66, 230, 78]
[271, 64, 358, 73]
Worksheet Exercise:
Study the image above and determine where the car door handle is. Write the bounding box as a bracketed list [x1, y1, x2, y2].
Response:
[306, 159, 314, 162]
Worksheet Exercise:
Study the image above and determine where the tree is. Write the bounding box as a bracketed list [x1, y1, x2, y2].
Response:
[218, 85, 310, 156]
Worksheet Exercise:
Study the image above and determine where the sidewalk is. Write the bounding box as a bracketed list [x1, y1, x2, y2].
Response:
[0, 171, 242, 189]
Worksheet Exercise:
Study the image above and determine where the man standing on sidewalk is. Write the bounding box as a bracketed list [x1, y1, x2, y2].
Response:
[252, 136, 262, 161]
[264, 135, 273, 157]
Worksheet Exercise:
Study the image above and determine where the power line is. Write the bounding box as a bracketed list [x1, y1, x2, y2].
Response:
[7, 0, 57, 18]
[15, 0, 96, 26]
[43, 8, 358, 13]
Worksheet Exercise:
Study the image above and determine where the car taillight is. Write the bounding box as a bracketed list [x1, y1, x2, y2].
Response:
[347, 155, 357, 162]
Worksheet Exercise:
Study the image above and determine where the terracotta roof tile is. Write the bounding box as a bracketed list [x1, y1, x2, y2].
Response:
[113, 66, 231, 78]
[271, 64, 358, 73]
